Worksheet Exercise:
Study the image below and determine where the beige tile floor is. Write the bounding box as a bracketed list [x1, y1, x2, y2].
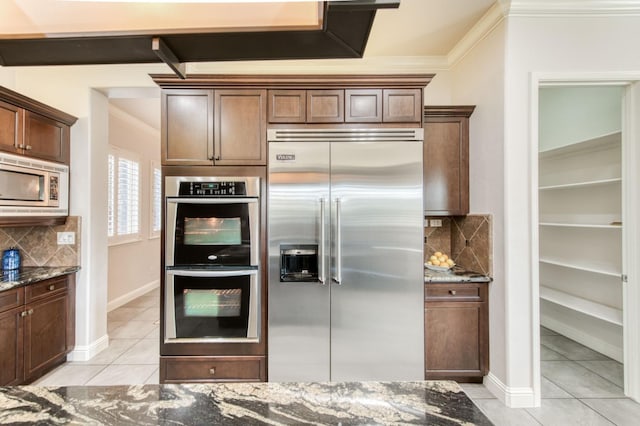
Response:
[463, 326, 640, 426]
[33, 288, 160, 386]
[34, 293, 640, 425]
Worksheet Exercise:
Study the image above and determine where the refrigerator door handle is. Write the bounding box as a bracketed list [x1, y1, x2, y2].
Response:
[332, 197, 342, 285]
[319, 197, 327, 285]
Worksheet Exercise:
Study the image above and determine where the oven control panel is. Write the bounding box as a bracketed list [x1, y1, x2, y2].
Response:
[179, 181, 247, 196]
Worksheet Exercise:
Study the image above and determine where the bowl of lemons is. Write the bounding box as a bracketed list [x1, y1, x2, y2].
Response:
[425, 251, 455, 271]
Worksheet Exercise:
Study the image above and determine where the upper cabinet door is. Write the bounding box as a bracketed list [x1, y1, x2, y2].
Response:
[383, 89, 422, 123]
[23, 111, 68, 164]
[0, 100, 23, 156]
[307, 90, 344, 123]
[268, 90, 306, 123]
[345, 89, 382, 123]
[162, 89, 214, 166]
[214, 89, 267, 166]
[423, 106, 475, 216]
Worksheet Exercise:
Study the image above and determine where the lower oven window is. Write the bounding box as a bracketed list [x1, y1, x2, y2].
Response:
[174, 275, 250, 338]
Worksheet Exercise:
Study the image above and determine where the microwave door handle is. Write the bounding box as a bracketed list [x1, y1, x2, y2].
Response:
[318, 198, 326, 285]
[332, 198, 342, 285]
[166, 198, 258, 205]
[167, 269, 258, 278]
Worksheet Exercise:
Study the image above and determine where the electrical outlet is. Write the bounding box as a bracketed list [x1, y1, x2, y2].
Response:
[57, 232, 75, 245]
[429, 219, 442, 227]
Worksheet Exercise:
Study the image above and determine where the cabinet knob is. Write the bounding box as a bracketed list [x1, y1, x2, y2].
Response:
[20, 311, 28, 317]
[28, 309, 34, 315]
[209, 367, 216, 376]
[25, 145, 32, 151]
[48, 284, 55, 291]
[214, 156, 220, 161]
[449, 290, 457, 295]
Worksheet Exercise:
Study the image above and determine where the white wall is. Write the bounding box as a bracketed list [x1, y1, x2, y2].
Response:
[448, 17, 508, 396]
[503, 13, 640, 405]
[107, 105, 161, 310]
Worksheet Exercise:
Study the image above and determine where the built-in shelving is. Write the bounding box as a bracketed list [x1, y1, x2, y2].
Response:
[538, 87, 624, 362]
[539, 258, 620, 278]
[540, 285, 622, 326]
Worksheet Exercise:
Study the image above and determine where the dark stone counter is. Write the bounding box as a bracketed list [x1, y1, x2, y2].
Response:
[424, 266, 491, 283]
[0, 381, 492, 425]
[0, 266, 79, 292]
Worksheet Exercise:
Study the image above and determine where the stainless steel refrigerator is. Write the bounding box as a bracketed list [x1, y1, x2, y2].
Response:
[267, 128, 424, 382]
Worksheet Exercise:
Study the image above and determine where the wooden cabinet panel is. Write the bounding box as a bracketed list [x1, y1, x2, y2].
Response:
[214, 89, 267, 165]
[161, 356, 266, 383]
[24, 293, 68, 380]
[268, 90, 306, 123]
[0, 275, 75, 385]
[307, 90, 344, 123]
[162, 89, 214, 166]
[383, 89, 421, 122]
[423, 106, 474, 216]
[24, 111, 68, 163]
[0, 306, 24, 386]
[0, 100, 22, 155]
[425, 283, 488, 382]
[25, 276, 68, 302]
[345, 89, 382, 123]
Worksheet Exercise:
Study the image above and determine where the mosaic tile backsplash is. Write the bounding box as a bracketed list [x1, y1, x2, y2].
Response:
[0, 216, 81, 267]
[425, 214, 492, 276]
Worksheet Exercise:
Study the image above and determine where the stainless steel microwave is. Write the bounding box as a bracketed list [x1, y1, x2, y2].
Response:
[0, 152, 69, 216]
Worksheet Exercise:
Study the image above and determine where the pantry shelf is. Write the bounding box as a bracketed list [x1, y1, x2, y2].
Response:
[540, 285, 622, 326]
[539, 258, 620, 278]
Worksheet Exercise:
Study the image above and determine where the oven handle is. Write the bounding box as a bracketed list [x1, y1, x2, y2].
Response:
[167, 269, 258, 278]
[166, 197, 258, 205]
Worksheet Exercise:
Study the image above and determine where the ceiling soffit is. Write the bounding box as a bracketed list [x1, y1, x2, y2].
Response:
[0, 1, 400, 73]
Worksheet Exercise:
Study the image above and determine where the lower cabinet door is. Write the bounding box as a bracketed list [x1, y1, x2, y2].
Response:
[23, 293, 68, 380]
[0, 307, 24, 386]
[161, 356, 266, 383]
[425, 304, 482, 377]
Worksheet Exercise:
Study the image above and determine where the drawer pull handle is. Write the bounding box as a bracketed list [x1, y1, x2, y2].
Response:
[21, 311, 28, 317]
[449, 290, 457, 295]
[209, 367, 216, 376]
[28, 309, 34, 315]
[25, 145, 32, 151]
[48, 285, 55, 291]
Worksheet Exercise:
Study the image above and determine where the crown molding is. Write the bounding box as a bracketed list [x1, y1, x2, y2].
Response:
[447, 2, 507, 68]
[507, 0, 640, 16]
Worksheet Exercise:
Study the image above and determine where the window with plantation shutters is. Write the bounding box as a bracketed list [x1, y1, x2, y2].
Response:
[150, 162, 161, 238]
[108, 146, 141, 245]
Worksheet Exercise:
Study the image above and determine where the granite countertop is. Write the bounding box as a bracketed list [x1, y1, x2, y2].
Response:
[424, 266, 491, 283]
[0, 381, 492, 425]
[0, 266, 80, 292]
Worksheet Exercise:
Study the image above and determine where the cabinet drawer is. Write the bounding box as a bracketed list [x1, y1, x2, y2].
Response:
[426, 286, 481, 302]
[161, 356, 265, 383]
[25, 277, 68, 302]
[0, 288, 24, 314]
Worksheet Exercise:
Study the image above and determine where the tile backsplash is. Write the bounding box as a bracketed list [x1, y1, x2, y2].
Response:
[0, 216, 81, 267]
[425, 214, 492, 276]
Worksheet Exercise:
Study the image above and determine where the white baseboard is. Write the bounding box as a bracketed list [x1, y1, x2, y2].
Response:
[67, 334, 109, 362]
[107, 279, 159, 312]
[541, 315, 623, 362]
[484, 372, 537, 408]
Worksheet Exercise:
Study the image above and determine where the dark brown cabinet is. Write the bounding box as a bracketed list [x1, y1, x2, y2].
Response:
[0, 275, 76, 385]
[423, 106, 475, 216]
[214, 89, 267, 165]
[161, 356, 266, 383]
[424, 282, 489, 383]
[161, 89, 266, 166]
[267, 88, 423, 125]
[0, 87, 76, 164]
[345, 89, 382, 123]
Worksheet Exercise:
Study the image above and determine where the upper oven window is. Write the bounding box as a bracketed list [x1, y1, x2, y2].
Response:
[170, 200, 253, 266]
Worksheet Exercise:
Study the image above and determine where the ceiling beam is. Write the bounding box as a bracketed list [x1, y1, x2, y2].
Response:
[152, 37, 186, 80]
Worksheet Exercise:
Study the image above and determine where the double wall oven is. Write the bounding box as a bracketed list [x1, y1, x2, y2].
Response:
[164, 176, 260, 344]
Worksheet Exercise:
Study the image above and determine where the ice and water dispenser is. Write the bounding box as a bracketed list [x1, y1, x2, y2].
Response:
[280, 244, 319, 282]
